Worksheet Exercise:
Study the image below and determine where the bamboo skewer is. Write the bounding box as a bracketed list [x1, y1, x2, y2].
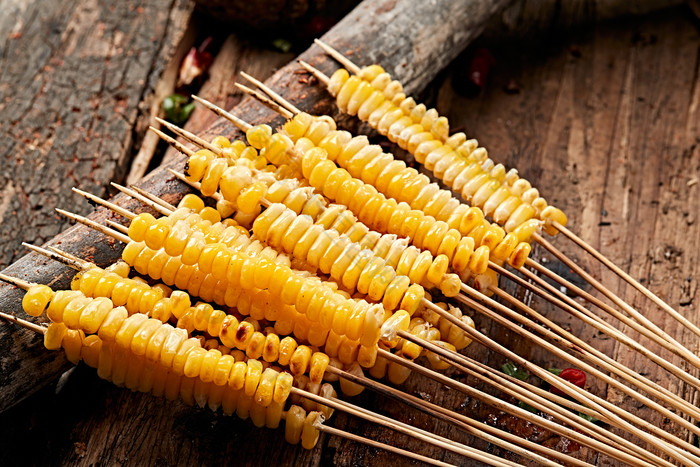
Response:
[0, 311, 47, 334]
[531, 235, 700, 364]
[311, 37, 699, 341]
[326, 366, 592, 467]
[490, 261, 700, 420]
[376, 349, 666, 467]
[425, 295, 700, 466]
[552, 221, 700, 337]
[312, 421, 456, 467]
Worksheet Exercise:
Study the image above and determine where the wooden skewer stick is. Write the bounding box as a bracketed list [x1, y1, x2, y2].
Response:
[400, 329, 700, 461]
[298, 60, 330, 86]
[71, 187, 134, 220]
[424, 296, 700, 466]
[21, 243, 87, 271]
[311, 421, 456, 467]
[239, 71, 302, 115]
[154, 117, 221, 155]
[55, 209, 130, 244]
[551, 220, 700, 337]
[127, 185, 176, 212]
[313, 39, 361, 75]
[375, 349, 662, 467]
[0, 272, 33, 290]
[108, 183, 171, 216]
[106, 220, 129, 236]
[293, 387, 523, 467]
[326, 366, 592, 467]
[48, 247, 91, 267]
[191, 95, 252, 132]
[525, 246, 700, 370]
[0, 311, 47, 335]
[489, 283, 700, 438]
[491, 261, 700, 420]
[233, 83, 295, 120]
[149, 126, 197, 158]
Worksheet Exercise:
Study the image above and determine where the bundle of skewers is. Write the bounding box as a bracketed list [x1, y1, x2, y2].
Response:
[1, 39, 698, 467]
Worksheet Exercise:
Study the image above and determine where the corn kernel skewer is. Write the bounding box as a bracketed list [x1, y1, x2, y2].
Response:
[170, 101, 697, 410]
[66, 184, 700, 464]
[211, 86, 700, 411]
[302, 46, 700, 343]
[146, 124, 695, 436]
[0, 310, 472, 464]
[251, 62, 700, 373]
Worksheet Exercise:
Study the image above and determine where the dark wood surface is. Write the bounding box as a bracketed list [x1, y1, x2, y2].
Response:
[0, 0, 698, 466]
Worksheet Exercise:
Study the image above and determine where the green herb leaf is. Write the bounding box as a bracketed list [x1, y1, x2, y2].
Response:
[501, 362, 529, 381]
[547, 368, 563, 376]
[518, 401, 538, 413]
[578, 412, 599, 423]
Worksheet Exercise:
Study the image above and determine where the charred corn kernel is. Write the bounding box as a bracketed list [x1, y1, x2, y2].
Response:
[22, 284, 54, 317]
[244, 359, 263, 397]
[289, 345, 312, 376]
[97, 306, 129, 343]
[245, 331, 265, 360]
[232, 321, 255, 350]
[339, 362, 365, 396]
[508, 242, 531, 269]
[308, 352, 329, 384]
[451, 237, 475, 274]
[44, 322, 68, 350]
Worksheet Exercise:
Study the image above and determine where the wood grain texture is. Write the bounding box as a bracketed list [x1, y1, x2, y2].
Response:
[1, 1, 698, 466]
[0, 0, 193, 268]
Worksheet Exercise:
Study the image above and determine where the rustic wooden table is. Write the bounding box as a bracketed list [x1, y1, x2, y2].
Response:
[0, 1, 698, 466]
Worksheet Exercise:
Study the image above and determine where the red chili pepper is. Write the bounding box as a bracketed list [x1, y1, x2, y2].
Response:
[551, 368, 586, 396]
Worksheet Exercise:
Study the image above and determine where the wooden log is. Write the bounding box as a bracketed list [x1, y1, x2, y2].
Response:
[0, 0, 511, 411]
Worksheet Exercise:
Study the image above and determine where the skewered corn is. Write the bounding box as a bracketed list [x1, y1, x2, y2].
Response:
[325, 66, 568, 237]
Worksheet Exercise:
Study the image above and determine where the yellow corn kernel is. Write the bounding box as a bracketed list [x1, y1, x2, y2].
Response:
[337, 338, 359, 365]
[62, 329, 85, 365]
[244, 359, 263, 397]
[130, 318, 163, 356]
[44, 322, 68, 350]
[246, 124, 272, 149]
[245, 331, 266, 360]
[255, 367, 278, 407]
[382, 276, 410, 312]
[262, 332, 280, 363]
[212, 354, 235, 386]
[22, 284, 54, 317]
[338, 362, 365, 396]
[308, 352, 329, 384]
[284, 405, 307, 445]
[399, 284, 424, 316]
[96, 306, 129, 343]
[171, 337, 201, 375]
[452, 237, 475, 274]
[379, 309, 410, 348]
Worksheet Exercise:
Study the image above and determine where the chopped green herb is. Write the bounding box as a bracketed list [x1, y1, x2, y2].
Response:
[501, 362, 529, 381]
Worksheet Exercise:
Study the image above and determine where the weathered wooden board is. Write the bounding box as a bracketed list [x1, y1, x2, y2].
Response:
[0, 1, 698, 466]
